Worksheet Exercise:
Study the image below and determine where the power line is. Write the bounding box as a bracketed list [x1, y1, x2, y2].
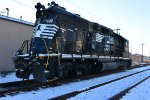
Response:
[10, 0, 35, 10]
[11, 0, 115, 28]
[9, 0, 118, 29]
[32, 0, 40, 3]
[63, 0, 117, 28]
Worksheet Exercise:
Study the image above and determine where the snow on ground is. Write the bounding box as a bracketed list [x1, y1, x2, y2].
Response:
[0, 72, 20, 83]
[0, 73, 33, 83]
[0, 66, 150, 100]
[68, 68, 150, 100]
[121, 78, 150, 100]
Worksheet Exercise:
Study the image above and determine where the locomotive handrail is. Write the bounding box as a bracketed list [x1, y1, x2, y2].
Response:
[57, 38, 129, 59]
[42, 39, 50, 68]
[56, 37, 61, 65]
[20, 40, 29, 54]
[18, 38, 129, 59]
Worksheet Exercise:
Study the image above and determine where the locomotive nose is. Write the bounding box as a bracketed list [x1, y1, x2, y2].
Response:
[31, 23, 59, 54]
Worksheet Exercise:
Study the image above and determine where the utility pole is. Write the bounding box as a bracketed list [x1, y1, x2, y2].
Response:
[130, 46, 132, 54]
[114, 28, 120, 35]
[141, 43, 144, 62]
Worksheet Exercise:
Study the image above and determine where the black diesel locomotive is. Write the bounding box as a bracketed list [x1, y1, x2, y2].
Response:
[13, 2, 131, 82]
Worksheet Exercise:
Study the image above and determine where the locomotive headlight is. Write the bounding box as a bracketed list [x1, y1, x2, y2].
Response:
[39, 56, 45, 59]
[49, 18, 53, 23]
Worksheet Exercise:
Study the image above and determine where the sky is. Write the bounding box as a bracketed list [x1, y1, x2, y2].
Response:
[0, 0, 150, 56]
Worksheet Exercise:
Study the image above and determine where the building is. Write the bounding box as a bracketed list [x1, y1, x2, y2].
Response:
[131, 54, 149, 66]
[0, 15, 34, 71]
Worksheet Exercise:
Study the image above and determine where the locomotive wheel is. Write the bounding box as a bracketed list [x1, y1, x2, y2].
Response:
[32, 63, 46, 83]
[57, 62, 73, 79]
[62, 70, 69, 79]
[81, 62, 91, 75]
[92, 62, 103, 73]
[76, 63, 82, 77]
[75, 61, 91, 76]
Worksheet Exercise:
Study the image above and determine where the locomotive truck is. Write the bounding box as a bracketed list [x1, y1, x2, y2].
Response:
[13, 2, 131, 83]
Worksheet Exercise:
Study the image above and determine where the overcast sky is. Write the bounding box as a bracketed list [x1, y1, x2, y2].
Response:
[1, 0, 150, 56]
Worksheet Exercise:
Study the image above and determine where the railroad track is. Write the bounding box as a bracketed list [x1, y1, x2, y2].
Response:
[0, 66, 149, 97]
[0, 78, 59, 97]
[0, 79, 35, 95]
[50, 68, 150, 100]
[109, 76, 150, 100]
[0, 69, 123, 97]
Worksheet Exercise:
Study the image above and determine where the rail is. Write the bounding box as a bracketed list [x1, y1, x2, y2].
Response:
[50, 67, 150, 100]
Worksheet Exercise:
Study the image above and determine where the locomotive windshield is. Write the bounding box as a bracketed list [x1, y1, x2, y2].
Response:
[40, 13, 57, 24]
